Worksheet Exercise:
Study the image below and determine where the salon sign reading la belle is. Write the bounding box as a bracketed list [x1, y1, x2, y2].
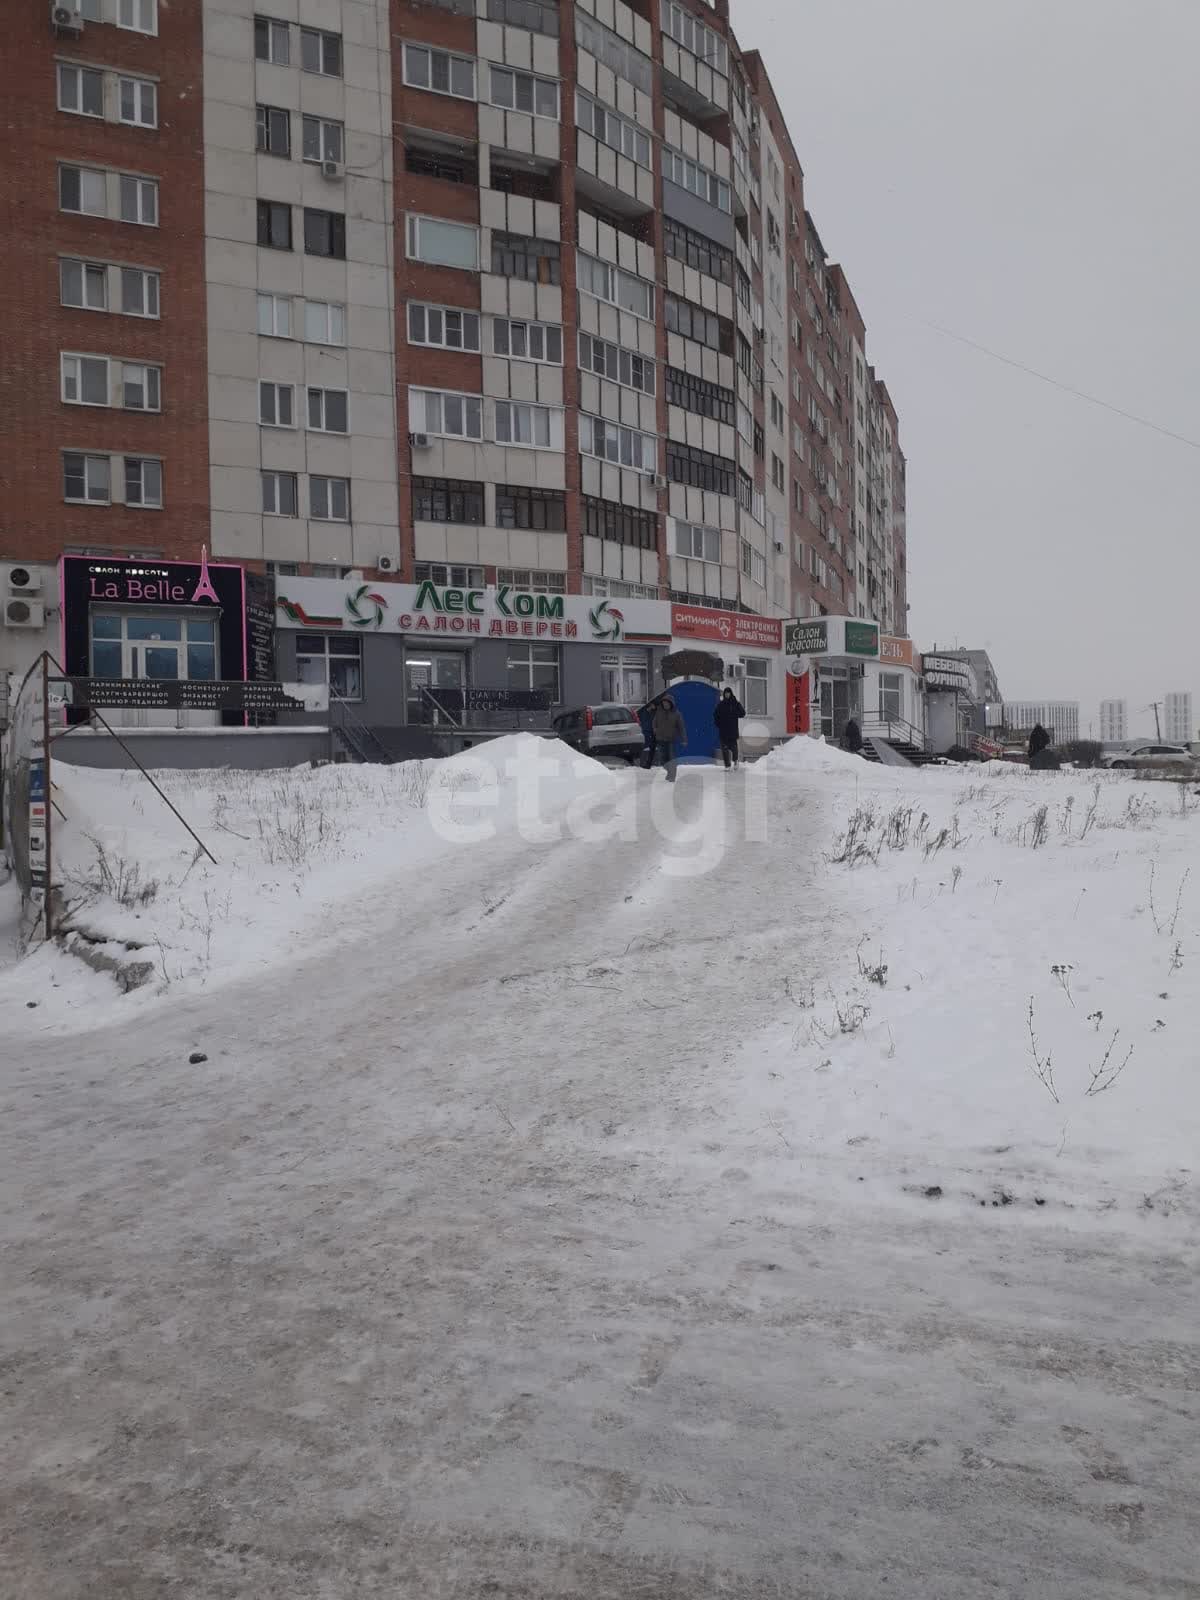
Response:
[274, 578, 672, 645]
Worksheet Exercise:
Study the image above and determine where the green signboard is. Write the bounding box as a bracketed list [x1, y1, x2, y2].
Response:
[845, 621, 880, 657]
[785, 619, 828, 655]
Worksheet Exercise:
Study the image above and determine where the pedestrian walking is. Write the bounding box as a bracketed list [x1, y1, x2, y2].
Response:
[842, 717, 864, 754]
[713, 686, 746, 770]
[651, 695, 687, 782]
[1028, 722, 1054, 770]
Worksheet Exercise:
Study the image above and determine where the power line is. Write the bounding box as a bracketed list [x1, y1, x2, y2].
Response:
[918, 320, 1200, 452]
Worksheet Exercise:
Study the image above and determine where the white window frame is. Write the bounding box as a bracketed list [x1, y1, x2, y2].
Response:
[674, 520, 720, 564]
[408, 302, 481, 352]
[60, 258, 108, 312]
[254, 14, 290, 64]
[661, 0, 728, 73]
[62, 451, 111, 505]
[123, 455, 163, 508]
[118, 0, 157, 33]
[574, 90, 651, 169]
[310, 475, 351, 522]
[57, 63, 104, 119]
[741, 655, 769, 716]
[579, 414, 657, 471]
[576, 252, 654, 320]
[120, 266, 160, 318]
[409, 387, 484, 441]
[119, 174, 158, 226]
[663, 147, 732, 214]
[59, 164, 107, 217]
[261, 470, 299, 517]
[60, 353, 111, 407]
[303, 299, 347, 346]
[578, 331, 655, 395]
[492, 318, 562, 364]
[300, 26, 342, 78]
[489, 65, 559, 120]
[493, 400, 558, 449]
[402, 42, 476, 101]
[118, 76, 158, 129]
[259, 381, 295, 428]
[307, 387, 349, 434]
[740, 541, 766, 589]
[74, 0, 102, 20]
[405, 213, 479, 271]
[119, 362, 161, 412]
[302, 114, 344, 166]
[257, 292, 292, 338]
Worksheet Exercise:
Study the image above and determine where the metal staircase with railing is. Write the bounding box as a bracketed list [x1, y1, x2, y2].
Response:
[329, 695, 395, 764]
[859, 715, 937, 768]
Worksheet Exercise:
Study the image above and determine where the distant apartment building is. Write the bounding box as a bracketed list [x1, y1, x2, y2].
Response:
[1164, 691, 1193, 745]
[1003, 701, 1080, 746]
[1099, 699, 1127, 743]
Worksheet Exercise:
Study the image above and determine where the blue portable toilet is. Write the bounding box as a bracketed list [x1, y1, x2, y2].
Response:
[640, 649, 722, 765]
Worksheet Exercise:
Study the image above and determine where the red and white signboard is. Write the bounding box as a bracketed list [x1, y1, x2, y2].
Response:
[670, 603, 783, 651]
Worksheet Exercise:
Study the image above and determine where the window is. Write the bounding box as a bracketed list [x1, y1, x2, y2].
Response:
[661, 0, 728, 72]
[257, 292, 291, 337]
[674, 521, 720, 563]
[257, 199, 292, 250]
[408, 302, 481, 351]
[121, 362, 160, 411]
[491, 67, 559, 118]
[579, 414, 657, 470]
[496, 484, 566, 531]
[403, 43, 475, 99]
[494, 401, 557, 448]
[124, 456, 162, 508]
[496, 568, 566, 593]
[61, 353, 109, 406]
[741, 656, 769, 716]
[663, 218, 733, 285]
[575, 11, 652, 95]
[259, 381, 294, 427]
[582, 495, 657, 550]
[120, 267, 159, 317]
[507, 642, 559, 701]
[771, 453, 785, 492]
[119, 77, 157, 128]
[261, 470, 299, 516]
[494, 319, 563, 364]
[664, 295, 729, 354]
[666, 441, 735, 496]
[415, 562, 484, 586]
[254, 15, 290, 63]
[486, 0, 559, 34]
[266, 561, 299, 577]
[490, 231, 560, 284]
[58, 65, 104, 118]
[256, 104, 291, 156]
[578, 333, 655, 394]
[576, 253, 653, 319]
[406, 213, 479, 270]
[300, 26, 342, 77]
[879, 671, 902, 722]
[753, 423, 764, 459]
[307, 387, 348, 433]
[304, 299, 346, 345]
[59, 165, 106, 216]
[302, 115, 344, 165]
[303, 208, 345, 259]
[60, 259, 107, 311]
[120, 174, 158, 224]
[119, 0, 157, 32]
[574, 91, 650, 167]
[410, 388, 483, 440]
[310, 476, 351, 521]
[63, 452, 110, 504]
[662, 148, 731, 214]
[740, 541, 766, 588]
[297, 634, 361, 699]
[665, 367, 733, 423]
[769, 391, 785, 431]
[413, 477, 485, 524]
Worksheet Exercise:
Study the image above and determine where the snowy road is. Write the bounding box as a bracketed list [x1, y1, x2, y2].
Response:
[3, 759, 1199, 1597]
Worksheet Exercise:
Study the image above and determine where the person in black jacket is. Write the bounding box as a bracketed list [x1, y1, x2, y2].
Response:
[1028, 723, 1051, 767]
[842, 717, 864, 754]
[714, 687, 745, 769]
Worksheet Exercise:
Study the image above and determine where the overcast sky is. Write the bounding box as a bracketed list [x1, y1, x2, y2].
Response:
[736, 0, 1198, 738]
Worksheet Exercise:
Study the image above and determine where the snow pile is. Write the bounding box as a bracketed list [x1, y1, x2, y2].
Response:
[759, 733, 869, 773]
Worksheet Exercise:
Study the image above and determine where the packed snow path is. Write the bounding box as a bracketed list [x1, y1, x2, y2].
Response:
[2, 747, 1199, 1598]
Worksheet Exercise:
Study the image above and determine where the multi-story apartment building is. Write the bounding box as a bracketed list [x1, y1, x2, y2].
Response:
[2, 0, 909, 726]
[1099, 698, 1127, 743]
[1164, 691, 1193, 745]
[1003, 701, 1080, 746]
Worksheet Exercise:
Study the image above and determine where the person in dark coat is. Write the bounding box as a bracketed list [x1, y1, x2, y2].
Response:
[651, 696, 687, 782]
[1028, 723, 1052, 768]
[713, 687, 746, 769]
[842, 717, 864, 754]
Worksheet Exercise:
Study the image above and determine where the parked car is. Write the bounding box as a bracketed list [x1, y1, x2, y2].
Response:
[552, 703, 646, 763]
[1100, 742, 1195, 770]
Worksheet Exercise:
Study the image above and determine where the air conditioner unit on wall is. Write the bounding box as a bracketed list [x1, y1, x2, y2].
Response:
[377, 554, 397, 572]
[4, 565, 41, 595]
[51, 2, 83, 33]
[321, 159, 344, 181]
[651, 473, 668, 490]
[4, 598, 46, 629]
[409, 432, 431, 449]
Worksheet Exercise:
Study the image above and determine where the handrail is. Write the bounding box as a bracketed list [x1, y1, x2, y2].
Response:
[861, 713, 930, 752]
[417, 685, 464, 727]
[330, 694, 393, 762]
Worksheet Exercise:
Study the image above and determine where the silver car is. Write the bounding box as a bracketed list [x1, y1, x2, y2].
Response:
[553, 703, 646, 763]
[1101, 742, 1194, 770]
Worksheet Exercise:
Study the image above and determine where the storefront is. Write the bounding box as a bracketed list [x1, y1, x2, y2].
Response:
[865, 635, 925, 740]
[921, 652, 978, 753]
[59, 553, 271, 727]
[669, 603, 786, 741]
[783, 616, 880, 740]
[272, 575, 673, 736]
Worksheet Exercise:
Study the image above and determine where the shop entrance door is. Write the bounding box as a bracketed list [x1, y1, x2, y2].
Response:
[819, 671, 861, 743]
[599, 651, 649, 706]
[90, 611, 220, 727]
[406, 651, 466, 724]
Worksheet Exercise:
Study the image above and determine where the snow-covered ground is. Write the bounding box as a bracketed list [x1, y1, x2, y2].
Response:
[2, 740, 1198, 1597]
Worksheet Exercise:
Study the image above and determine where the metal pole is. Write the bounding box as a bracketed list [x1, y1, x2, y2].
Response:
[41, 651, 53, 942]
